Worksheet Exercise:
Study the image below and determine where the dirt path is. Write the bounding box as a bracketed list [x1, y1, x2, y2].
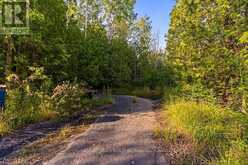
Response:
[45, 96, 167, 165]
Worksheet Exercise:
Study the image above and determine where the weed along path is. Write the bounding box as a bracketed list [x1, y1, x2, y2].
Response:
[45, 96, 167, 165]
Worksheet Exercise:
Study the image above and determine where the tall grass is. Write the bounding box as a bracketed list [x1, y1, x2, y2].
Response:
[0, 90, 58, 136]
[0, 82, 112, 137]
[159, 100, 248, 164]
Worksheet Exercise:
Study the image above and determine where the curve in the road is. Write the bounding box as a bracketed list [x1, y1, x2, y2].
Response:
[45, 95, 167, 165]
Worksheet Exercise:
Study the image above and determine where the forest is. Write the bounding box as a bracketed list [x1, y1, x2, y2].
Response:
[0, 0, 172, 134]
[0, 0, 248, 165]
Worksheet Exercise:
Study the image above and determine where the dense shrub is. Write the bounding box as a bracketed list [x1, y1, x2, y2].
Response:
[0, 89, 57, 136]
[166, 0, 248, 112]
[52, 82, 90, 115]
[0, 81, 91, 136]
[0, 77, 114, 137]
[163, 83, 217, 104]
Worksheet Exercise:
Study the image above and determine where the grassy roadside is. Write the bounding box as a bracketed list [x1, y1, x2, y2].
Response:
[2, 96, 114, 164]
[156, 99, 248, 165]
[113, 86, 164, 99]
[0, 82, 114, 137]
[0, 96, 113, 137]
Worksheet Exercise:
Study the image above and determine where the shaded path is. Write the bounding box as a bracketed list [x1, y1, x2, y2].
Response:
[45, 96, 167, 165]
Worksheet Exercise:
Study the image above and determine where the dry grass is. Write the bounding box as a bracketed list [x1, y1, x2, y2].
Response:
[0, 118, 10, 136]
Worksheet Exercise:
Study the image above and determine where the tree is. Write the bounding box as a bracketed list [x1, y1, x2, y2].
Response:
[166, 0, 248, 111]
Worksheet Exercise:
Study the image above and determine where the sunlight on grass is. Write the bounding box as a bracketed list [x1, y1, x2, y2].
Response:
[159, 100, 248, 165]
[0, 118, 10, 136]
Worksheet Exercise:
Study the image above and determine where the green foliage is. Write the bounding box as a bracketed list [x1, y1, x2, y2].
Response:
[167, 0, 248, 111]
[0, 81, 104, 136]
[0, 69, 57, 135]
[163, 83, 217, 104]
[113, 86, 164, 99]
[163, 1, 248, 162]
[0, 0, 175, 136]
[0, 0, 173, 90]
[4, 90, 56, 129]
[212, 140, 248, 165]
[52, 82, 89, 115]
[90, 96, 114, 107]
[130, 86, 164, 99]
[161, 100, 248, 164]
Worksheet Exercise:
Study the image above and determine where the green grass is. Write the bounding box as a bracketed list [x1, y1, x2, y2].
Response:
[0, 102, 58, 136]
[90, 96, 114, 107]
[158, 100, 248, 165]
[0, 88, 114, 137]
[113, 86, 164, 99]
[0, 116, 10, 136]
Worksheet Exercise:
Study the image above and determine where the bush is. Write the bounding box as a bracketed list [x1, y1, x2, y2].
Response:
[163, 83, 217, 104]
[0, 71, 58, 136]
[0, 88, 57, 136]
[0, 80, 111, 137]
[160, 100, 248, 164]
[52, 82, 90, 115]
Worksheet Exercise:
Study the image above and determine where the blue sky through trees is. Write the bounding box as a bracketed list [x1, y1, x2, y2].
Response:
[135, 0, 176, 49]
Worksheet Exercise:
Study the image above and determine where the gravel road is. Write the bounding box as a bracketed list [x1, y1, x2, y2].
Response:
[45, 95, 167, 165]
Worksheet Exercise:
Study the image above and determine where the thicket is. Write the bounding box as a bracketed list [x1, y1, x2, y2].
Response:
[0, 0, 174, 135]
[0, 0, 172, 89]
[159, 0, 248, 164]
[0, 0, 175, 91]
[166, 0, 248, 112]
[0, 67, 95, 136]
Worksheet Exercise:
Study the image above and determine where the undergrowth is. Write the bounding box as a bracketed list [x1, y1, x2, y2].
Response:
[158, 99, 248, 165]
[113, 86, 164, 99]
[0, 82, 113, 137]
